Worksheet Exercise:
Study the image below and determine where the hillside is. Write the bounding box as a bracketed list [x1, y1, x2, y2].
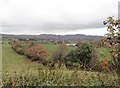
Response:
[2, 34, 101, 41]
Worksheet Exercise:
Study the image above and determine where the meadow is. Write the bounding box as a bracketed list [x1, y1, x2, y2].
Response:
[2, 40, 76, 73]
[1, 40, 119, 86]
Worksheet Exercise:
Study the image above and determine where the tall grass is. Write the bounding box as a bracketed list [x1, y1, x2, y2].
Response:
[2, 67, 119, 86]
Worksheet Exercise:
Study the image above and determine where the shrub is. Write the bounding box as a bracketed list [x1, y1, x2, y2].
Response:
[65, 41, 95, 69]
[15, 47, 25, 55]
[10, 40, 26, 55]
[10, 40, 21, 50]
[76, 42, 95, 66]
[52, 44, 68, 68]
[28, 41, 36, 48]
[65, 50, 78, 69]
[25, 45, 49, 62]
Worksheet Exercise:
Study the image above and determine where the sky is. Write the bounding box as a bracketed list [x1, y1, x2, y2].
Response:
[0, 0, 119, 36]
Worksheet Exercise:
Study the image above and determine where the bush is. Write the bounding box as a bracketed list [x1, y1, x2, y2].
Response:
[65, 41, 95, 69]
[10, 40, 21, 50]
[10, 40, 26, 55]
[15, 47, 25, 55]
[10, 40, 50, 65]
[25, 45, 49, 62]
[76, 42, 95, 66]
[52, 44, 68, 68]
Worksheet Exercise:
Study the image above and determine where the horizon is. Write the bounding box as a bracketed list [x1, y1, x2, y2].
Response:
[1, 27, 107, 36]
[1, 33, 102, 36]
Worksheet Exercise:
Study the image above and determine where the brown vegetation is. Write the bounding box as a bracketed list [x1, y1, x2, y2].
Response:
[103, 17, 120, 84]
[25, 45, 49, 62]
[52, 44, 68, 68]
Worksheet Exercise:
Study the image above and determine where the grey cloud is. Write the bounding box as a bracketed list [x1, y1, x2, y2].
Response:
[41, 22, 104, 31]
[1, 21, 105, 33]
[0, 0, 119, 35]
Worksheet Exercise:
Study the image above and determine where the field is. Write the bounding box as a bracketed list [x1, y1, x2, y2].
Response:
[2, 40, 76, 73]
[1, 40, 119, 86]
[2, 40, 111, 72]
[41, 43, 76, 53]
[2, 41, 40, 73]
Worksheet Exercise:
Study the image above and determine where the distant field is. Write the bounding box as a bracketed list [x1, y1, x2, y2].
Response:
[41, 43, 57, 53]
[41, 43, 76, 53]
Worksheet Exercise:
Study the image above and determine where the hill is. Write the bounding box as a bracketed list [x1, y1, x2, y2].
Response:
[2, 34, 101, 41]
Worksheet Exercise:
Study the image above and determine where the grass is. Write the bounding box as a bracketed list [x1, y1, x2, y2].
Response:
[2, 41, 41, 73]
[41, 43, 77, 60]
[1, 40, 119, 86]
[41, 43, 57, 53]
[2, 40, 113, 72]
[41, 43, 76, 53]
[2, 67, 119, 86]
[2, 40, 76, 73]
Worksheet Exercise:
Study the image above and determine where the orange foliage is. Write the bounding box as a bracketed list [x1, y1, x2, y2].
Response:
[25, 45, 49, 61]
[100, 59, 109, 69]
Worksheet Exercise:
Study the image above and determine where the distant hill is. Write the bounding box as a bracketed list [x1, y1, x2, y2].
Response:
[1, 34, 102, 41]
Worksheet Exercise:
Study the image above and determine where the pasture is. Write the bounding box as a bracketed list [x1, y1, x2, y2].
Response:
[2, 41, 40, 73]
[2, 40, 113, 72]
[2, 40, 76, 73]
[1, 40, 119, 86]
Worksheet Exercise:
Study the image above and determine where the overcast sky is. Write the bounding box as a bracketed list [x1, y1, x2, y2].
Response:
[0, 0, 119, 35]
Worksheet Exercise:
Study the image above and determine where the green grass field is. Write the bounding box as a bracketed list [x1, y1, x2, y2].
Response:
[41, 43, 57, 53]
[41, 43, 76, 53]
[2, 40, 76, 73]
[1, 40, 119, 86]
[2, 41, 41, 73]
[2, 40, 113, 73]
